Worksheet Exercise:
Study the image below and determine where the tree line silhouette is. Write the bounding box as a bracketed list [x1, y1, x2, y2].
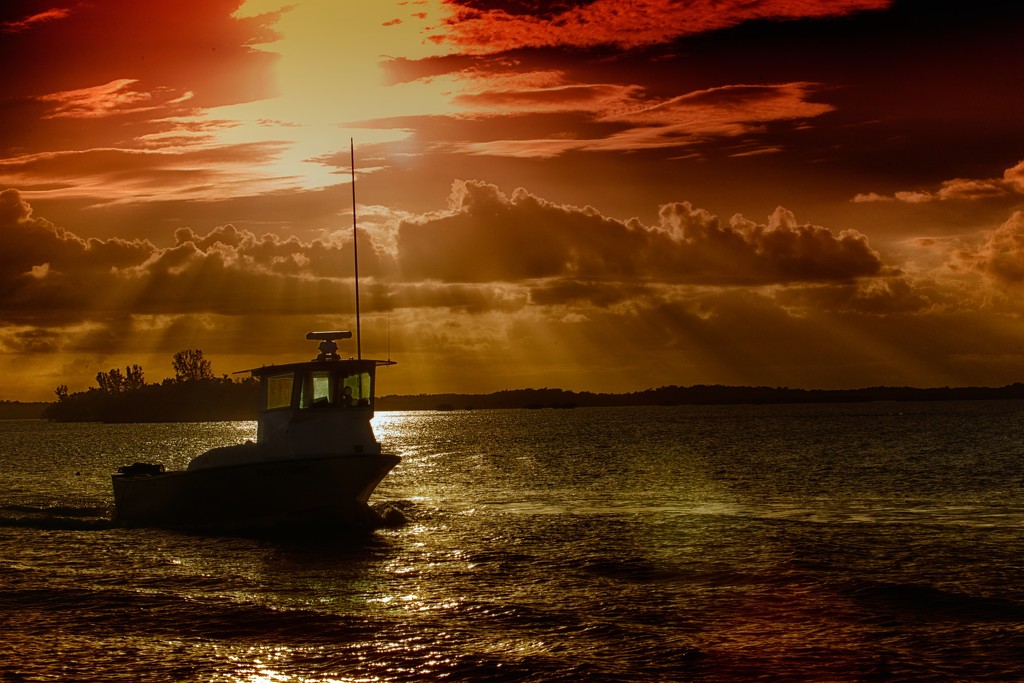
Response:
[374, 383, 1024, 411]
[45, 349, 259, 422]
[37, 347, 1024, 422]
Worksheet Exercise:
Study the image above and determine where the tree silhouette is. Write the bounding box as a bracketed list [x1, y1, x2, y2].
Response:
[172, 349, 213, 382]
[95, 365, 146, 393]
[125, 364, 145, 390]
[96, 368, 126, 393]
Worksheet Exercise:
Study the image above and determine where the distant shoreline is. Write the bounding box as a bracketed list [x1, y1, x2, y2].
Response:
[0, 402, 50, 420]
[7, 383, 1024, 421]
[375, 384, 1024, 411]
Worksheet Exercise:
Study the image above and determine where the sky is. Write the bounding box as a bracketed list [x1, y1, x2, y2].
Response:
[2, 0, 1024, 401]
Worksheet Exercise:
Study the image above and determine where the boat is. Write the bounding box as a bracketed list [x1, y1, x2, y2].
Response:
[111, 331, 400, 532]
[112, 141, 400, 533]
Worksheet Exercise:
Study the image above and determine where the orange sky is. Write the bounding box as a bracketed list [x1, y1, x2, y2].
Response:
[2, 0, 1024, 401]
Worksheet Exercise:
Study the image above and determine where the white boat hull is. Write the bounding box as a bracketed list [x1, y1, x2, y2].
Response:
[112, 453, 400, 532]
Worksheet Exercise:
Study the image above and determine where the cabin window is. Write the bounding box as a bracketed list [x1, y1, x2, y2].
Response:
[340, 372, 372, 407]
[265, 373, 294, 410]
[300, 371, 333, 409]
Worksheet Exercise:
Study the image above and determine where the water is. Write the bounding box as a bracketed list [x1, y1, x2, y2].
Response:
[1, 402, 1023, 681]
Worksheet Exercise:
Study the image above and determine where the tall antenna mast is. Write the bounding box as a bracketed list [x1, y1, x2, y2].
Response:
[350, 138, 361, 360]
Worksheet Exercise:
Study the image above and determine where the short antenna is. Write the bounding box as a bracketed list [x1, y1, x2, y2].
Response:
[350, 138, 361, 360]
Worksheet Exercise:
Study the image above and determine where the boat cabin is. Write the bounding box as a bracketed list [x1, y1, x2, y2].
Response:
[185, 332, 394, 471]
[249, 331, 395, 457]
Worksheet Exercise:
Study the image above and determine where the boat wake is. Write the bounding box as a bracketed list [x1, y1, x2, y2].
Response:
[370, 500, 412, 527]
[0, 503, 115, 530]
[0, 498, 411, 535]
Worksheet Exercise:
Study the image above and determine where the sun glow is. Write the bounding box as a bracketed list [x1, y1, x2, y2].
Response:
[166, 0, 462, 195]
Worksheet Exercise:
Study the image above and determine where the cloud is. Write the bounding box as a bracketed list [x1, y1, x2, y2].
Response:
[951, 211, 1024, 285]
[443, 81, 835, 157]
[854, 160, 1024, 203]
[0, 181, 887, 330]
[0, 188, 153, 276]
[595, 82, 835, 152]
[432, 0, 892, 52]
[0, 142, 298, 204]
[1, 8, 71, 33]
[775, 277, 937, 315]
[37, 79, 194, 120]
[609, 83, 833, 127]
[0, 188, 397, 324]
[452, 78, 642, 115]
[397, 180, 884, 285]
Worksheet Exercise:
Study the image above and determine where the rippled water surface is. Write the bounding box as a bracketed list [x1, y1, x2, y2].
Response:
[2, 402, 1023, 681]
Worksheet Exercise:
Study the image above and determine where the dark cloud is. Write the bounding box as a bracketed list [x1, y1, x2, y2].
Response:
[449, 1, 601, 20]
[398, 180, 885, 285]
[0, 189, 394, 323]
[528, 280, 652, 308]
[434, 0, 891, 51]
[952, 211, 1024, 285]
[389, 282, 529, 313]
[0, 183, 907, 326]
[774, 278, 935, 315]
[0, 188, 153, 277]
